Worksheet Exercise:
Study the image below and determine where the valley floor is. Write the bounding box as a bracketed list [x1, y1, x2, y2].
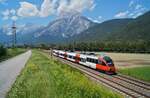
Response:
[7, 50, 122, 98]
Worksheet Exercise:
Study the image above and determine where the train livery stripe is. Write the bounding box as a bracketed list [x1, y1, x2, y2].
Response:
[96, 64, 110, 71]
[52, 50, 116, 74]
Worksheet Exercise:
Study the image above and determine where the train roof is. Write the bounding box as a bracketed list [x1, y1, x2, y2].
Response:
[67, 52, 77, 56]
[86, 55, 98, 59]
[53, 50, 111, 60]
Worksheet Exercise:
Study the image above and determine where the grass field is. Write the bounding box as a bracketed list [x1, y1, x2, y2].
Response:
[100, 52, 150, 69]
[7, 50, 122, 98]
[119, 67, 150, 82]
[104, 52, 150, 82]
[91, 52, 150, 82]
[0, 48, 26, 62]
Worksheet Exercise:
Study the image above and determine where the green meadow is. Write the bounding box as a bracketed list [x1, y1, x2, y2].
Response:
[7, 50, 122, 98]
[119, 67, 150, 82]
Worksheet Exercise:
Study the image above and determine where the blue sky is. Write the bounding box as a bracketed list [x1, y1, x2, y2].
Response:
[0, 0, 150, 27]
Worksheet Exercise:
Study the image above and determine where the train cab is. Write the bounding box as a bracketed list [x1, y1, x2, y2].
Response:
[98, 56, 116, 74]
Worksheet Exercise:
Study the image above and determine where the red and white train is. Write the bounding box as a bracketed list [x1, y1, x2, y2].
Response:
[53, 50, 116, 74]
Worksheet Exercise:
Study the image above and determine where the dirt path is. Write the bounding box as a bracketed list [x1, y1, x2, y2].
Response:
[0, 50, 31, 98]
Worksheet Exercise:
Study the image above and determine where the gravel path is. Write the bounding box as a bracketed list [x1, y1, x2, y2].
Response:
[0, 50, 32, 98]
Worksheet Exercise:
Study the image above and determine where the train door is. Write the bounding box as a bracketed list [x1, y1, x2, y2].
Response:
[75, 54, 80, 63]
[64, 52, 67, 59]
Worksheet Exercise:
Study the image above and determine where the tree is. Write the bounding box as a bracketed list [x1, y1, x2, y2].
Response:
[0, 44, 7, 58]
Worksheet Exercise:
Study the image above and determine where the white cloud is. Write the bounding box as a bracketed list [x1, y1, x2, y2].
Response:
[114, 11, 129, 18]
[57, 0, 68, 15]
[132, 12, 143, 18]
[2, 9, 10, 20]
[135, 4, 142, 10]
[1, 9, 18, 21]
[115, 1, 147, 19]
[90, 3, 96, 11]
[129, 0, 134, 7]
[92, 19, 100, 23]
[6, 31, 13, 36]
[130, 4, 146, 18]
[98, 16, 102, 20]
[57, 0, 95, 15]
[10, 9, 16, 15]
[2, 9, 10, 16]
[39, 0, 56, 17]
[0, 0, 5, 2]
[11, 16, 18, 21]
[17, 2, 39, 17]
[3, 15, 9, 20]
[129, 8, 145, 18]
[87, 17, 101, 23]
[0, 0, 6, 3]
[16, 0, 95, 18]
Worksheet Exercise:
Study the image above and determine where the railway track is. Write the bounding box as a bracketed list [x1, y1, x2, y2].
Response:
[56, 57, 150, 98]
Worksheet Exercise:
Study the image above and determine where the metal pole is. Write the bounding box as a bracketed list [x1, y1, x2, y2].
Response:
[12, 21, 17, 47]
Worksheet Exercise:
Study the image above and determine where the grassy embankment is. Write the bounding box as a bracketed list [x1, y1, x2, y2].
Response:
[0, 48, 26, 62]
[119, 67, 150, 82]
[103, 52, 150, 82]
[7, 50, 122, 98]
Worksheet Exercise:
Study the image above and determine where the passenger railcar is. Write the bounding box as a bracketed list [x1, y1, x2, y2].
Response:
[52, 50, 116, 74]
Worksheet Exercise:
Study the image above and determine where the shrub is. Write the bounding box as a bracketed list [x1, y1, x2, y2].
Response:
[0, 45, 7, 57]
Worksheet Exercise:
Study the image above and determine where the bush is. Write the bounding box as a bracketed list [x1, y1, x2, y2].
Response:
[0, 45, 7, 57]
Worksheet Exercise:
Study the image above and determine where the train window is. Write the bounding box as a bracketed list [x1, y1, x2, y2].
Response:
[87, 58, 90, 62]
[89, 58, 92, 62]
[68, 55, 72, 58]
[102, 61, 106, 66]
[83, 59, 86, 62]
[98, 60, 102, 64]
[91, 59, 94, 63]
[81, 58, 86, 62]
[89, 58, 91, 62]
[94, 59, 98, 64]
[73, 56, 76, 59]
[87, 58, 97, 63]
[103, 56, 113, 63]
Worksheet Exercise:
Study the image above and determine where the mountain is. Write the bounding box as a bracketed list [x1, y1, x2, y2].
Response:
[73, 11, 150, 42]
[1, 11, 150, 45]
[17, 23, 45, 44]
[72, 18, 133, 42]
[33, 13, 96, 44]
[111, 11, 150, 41]
[0, 13, 96, 45]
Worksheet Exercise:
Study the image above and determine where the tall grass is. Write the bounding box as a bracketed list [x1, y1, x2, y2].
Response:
[7, 50, 122, 98]
[7, 48, 26, 57]
[0, 48, 26, 62]
[119, 67, 150, 82]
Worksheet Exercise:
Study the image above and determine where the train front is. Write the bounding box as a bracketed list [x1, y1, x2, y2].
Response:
[103, 56, 116, 74]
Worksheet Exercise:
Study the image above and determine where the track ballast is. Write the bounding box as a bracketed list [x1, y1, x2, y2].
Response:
[56, 57, 150, 98]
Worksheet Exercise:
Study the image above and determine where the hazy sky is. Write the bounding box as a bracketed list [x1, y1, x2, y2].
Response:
[0, 0, 150, 26]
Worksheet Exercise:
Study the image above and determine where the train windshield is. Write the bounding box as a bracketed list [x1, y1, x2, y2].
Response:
[103, 56, 114, 66]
